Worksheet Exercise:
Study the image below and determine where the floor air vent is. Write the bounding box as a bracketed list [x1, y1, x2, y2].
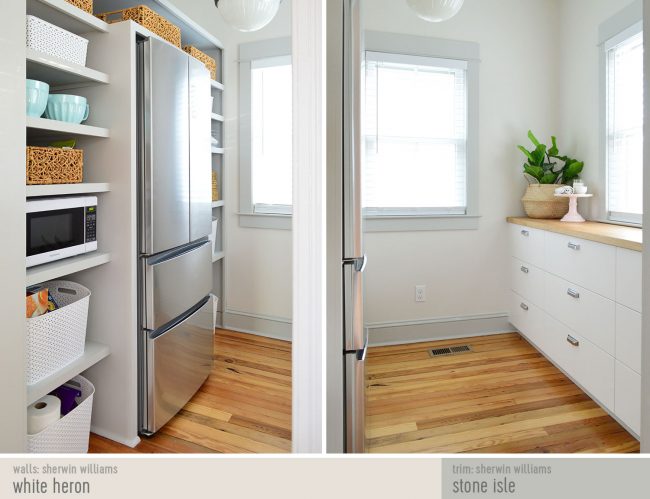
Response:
[428, 345, 472, 358]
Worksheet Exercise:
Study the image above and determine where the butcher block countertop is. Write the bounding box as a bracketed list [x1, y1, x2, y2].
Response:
[507, 217, 642, 252]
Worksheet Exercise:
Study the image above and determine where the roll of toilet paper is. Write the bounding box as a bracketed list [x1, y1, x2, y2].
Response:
[27, 395, 61, 435]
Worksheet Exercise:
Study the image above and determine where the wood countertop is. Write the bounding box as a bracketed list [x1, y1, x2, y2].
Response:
[507, 217, 642, 252]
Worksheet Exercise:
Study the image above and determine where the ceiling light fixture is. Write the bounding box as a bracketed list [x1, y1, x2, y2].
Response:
[215, 0, 282, 33]
[406, 0, 465, 23]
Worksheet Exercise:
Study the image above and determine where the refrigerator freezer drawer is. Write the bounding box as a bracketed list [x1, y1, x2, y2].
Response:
[142, 240, 212, 331]
[142, 296, 214, 434]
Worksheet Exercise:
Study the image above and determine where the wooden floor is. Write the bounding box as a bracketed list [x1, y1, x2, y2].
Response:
[366, 333, 640, 453]
[89, 329, 292, 453]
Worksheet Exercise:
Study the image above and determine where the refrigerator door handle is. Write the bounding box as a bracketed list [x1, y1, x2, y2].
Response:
[343, 254, 367, 273]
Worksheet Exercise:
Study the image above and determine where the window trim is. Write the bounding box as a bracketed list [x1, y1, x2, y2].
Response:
[598, 1, 643, 227]
[363, 31, 480, 232]
[239, 37, 292, 230]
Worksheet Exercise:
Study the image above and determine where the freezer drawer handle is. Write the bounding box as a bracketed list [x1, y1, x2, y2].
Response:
[567, 288, 580, 299]
[520, 303, 529, 311]
[343, 254, 367, 273]
[568, 242, 581, 251]
[567, 335, 580, 347]
[521, 230, 530, 237]
[520, 266, 529, 274]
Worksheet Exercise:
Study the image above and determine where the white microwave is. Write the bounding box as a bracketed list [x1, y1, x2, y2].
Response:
[26, 196, 98, 268]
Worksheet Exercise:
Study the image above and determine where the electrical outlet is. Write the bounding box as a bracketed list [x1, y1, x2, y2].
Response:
[415, 285, 426, 302]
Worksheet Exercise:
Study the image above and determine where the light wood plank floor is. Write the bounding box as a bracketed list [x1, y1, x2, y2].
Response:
[89, 329, 292, 453]
[366, 333, 639, 453]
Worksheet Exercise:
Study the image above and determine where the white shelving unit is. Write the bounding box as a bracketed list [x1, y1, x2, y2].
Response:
[27, 116, 110, 138]
[26, 182, 110, 197]
[26, 0, 109, 35]
[211, 80, 225, 91]
[212, 200, 225, 208]
[26, 252, 111, 287]
[27, 341, 110, 405]
[212, 251, 225, 263]
[27, 48, 109, 87]
[212, 147, 224, 154]
[211, 113, 224, 122]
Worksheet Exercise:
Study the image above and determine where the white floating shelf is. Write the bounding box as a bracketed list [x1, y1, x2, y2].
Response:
[212, 251, 225, 263]
[211, 80, 225, 91]
[212, 147, 224, 154]
[27, 116, 110, 138]
[27, 341, 110, 405]
[27, 48, 109, 87]
[211, 113, 224, 122]
[27, 252, 111, 287]
[212, 200, 225, 208]
[27, 183, 110, 197]
[27, 0, 109, 36]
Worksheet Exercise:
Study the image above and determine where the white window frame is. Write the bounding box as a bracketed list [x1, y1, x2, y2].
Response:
[363, 31, 480, 232]
[599, 0, 643, 227]
[239, 38, 292, 230]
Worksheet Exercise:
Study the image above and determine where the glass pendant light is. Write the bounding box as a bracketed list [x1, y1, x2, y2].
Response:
[406, 0, 465, 23]
[215, 0, 282, 32]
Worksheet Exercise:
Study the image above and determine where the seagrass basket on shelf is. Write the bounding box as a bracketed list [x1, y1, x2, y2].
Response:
[64, 0, 93, 14]
[521, 184, 569, 219]
[96, 5, 181, 47]
[212, 171, 219, 202]
[183, 46, 217, 80]
[26, 146, 83, 185]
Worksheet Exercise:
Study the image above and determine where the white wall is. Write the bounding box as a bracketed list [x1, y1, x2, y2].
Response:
[557, 0, 639, 220]
[363, 0, 560, 341]
[168, 0, 293, 331]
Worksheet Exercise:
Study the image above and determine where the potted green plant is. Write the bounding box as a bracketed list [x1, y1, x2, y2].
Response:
[517, 131, 584, 219]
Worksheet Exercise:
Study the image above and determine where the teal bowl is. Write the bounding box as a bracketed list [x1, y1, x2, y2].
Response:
[26, 79, 49, 117]
[45, 94, 90, 124]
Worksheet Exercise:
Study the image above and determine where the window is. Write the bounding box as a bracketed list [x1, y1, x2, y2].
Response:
[364, 52, 468, 216]
[239, 38, 292, 229]
[605, 24, 643, 225]
[251, 56, 292, 214]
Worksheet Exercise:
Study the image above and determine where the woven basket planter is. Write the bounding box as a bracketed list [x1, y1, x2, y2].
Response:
[64, 0, 93, 14]
[212, 171, 219, 202]
[26, 146, 83, 185]
[184, 45, 217, 80]
[28, 376, 94, 453]
[522, 184, 570, 219]
[96, 5, 181, 47]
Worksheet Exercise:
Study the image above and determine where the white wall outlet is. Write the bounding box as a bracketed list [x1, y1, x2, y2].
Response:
[415, 285, 426, 302]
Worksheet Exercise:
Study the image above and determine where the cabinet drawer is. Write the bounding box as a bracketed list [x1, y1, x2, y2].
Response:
[616, 248, 642, 312]
[544, 314, 615, 411]
[509, 291, 544, 348]
[511, 258, 544, 307]
[616, 304, 641, 374]
[545, 232, 615, 299]
[615, 360, 641, 436]
[545, 273, 615, 355]
[510, 224, 544, 269]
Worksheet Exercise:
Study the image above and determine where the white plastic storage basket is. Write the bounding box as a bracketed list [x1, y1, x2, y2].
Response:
[26, 15, 89, 66]
[26, 281, 91, 385]
[28, 376, 95, 453]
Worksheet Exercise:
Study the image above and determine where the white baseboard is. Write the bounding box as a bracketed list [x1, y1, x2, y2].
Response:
[90, 426, 140, 448]
[366, 312, 512, 346]
[223, 309, 292, 342]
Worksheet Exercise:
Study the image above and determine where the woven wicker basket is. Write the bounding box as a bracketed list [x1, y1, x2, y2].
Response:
[96, 5, 181, 47]
[522, 184, 570, 219]
[26, 146, 83, 185]
[184, 45, 217, 80]
[212, 171, 219, 202]
[64, 0, 93, 14]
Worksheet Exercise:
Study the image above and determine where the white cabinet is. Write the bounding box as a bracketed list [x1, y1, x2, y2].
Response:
[508, 223, 642, 438]
[545, 231, 616, 299]
[616, 248, 642, 313]
[615, 361, 641, 435]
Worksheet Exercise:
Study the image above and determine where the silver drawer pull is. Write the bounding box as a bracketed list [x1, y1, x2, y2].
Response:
[520, 266, 529, 274]
[567, 335, 580, 347]
[567, 289, 580, 299]
[568, 242, 581, 251]
[521, 230, 530, 237]
[520, 303, 529, 311]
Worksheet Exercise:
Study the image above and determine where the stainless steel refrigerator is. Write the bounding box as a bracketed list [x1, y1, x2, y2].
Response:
[137, 37, 214, 435]
[342, 0, 368, 453]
